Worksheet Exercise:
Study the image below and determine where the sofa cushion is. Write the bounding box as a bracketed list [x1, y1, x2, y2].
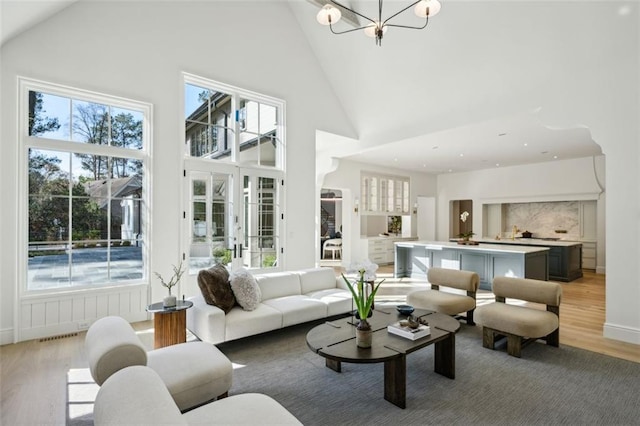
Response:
[305, 288, 353, 316]
[297, 267, 338, 294]
[255, 272, 301, 300]
[428, 267, 479, 292]
[94, 366, 186, 426]
[263, 295, 328, 327]
[147, 341, 233, 411]
[85, 316, 147, 386]
[230, 268, 261, 311]
[407, 289, 475, 316]
[224, 304, 283, 341]
[493, 276, 562, 306]
[183, 393, 302, 425]
[475, 303, 559, 338]
[197, 265, 236, 313]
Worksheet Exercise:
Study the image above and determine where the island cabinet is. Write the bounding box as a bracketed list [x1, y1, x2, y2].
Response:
[470, 238, 583, 282]
[395, 241, 549, 291]
[547, 245, 582, 282]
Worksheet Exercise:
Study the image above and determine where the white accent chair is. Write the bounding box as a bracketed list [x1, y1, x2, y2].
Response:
[85, 316, 233, 411]
[406, 267, 479, 325]
[322, 238, 342, 259]
[94, 365, 302, 426]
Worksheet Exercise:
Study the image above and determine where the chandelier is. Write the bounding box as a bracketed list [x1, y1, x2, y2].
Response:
[316, 0, 442, 46]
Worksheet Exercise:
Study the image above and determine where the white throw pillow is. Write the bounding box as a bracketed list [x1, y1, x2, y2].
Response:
[229, 268, 261, 311]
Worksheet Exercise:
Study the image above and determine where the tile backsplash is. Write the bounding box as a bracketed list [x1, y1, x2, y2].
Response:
[504, 201, 580, 240]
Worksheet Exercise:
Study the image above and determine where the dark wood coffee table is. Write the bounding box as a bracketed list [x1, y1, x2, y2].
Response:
[306, 308, 460, 408]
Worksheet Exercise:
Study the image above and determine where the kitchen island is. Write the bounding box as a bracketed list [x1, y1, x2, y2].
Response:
[394, 241, 549, 291]
[470, 238, 582, 282]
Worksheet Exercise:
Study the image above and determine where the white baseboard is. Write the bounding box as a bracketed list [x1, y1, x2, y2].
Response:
[603, 322, 640, 345]
[18, 312, 148, 342]
[0, 328, 14, 345]
[596, 266, 606, 274]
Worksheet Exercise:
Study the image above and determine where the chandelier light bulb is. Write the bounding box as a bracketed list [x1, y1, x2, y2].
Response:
[364, 22, 388, 38]
[317, 4, 342, 26]
[414, 0, 441, 18]
[316, 0, 440, 46]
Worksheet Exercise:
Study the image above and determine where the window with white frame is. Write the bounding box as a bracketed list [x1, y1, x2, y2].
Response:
[20, 78, 150, 291]
[183, 74, 285, 272]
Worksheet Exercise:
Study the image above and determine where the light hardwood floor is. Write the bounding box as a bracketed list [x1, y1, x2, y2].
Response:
[0, 269, 638, 425]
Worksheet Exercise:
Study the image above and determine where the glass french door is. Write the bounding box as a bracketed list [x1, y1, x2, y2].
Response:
[184, 163, 282, 279]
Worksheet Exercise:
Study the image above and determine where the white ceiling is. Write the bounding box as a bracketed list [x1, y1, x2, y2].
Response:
[0, 0, 78, 47]
[1, 0, 605, 175]
[290, 0, 604, 174]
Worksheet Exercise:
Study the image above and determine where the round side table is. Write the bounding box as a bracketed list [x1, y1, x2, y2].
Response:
[146, 300, 193, 349]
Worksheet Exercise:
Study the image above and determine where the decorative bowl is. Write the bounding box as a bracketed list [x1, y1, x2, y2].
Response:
[396, 304, 415, 315]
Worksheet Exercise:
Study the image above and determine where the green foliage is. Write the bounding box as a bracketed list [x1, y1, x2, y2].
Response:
[262, 254, 277, 267]
[341, 272, 384, 321]
[28, 91, 60, 136]
[388, 216, 402, 234]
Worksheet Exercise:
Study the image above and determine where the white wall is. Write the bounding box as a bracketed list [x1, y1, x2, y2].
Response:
[436, 156, 606, 265]
[322, 158, 437, 264]
[0, 1, 355, 343]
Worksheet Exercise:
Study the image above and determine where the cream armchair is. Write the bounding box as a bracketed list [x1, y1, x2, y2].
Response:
[406, 267, 479, 325]
[475, 276, 562, 357]
[94, 365, 302, 426]
[85, 316, 233, 411]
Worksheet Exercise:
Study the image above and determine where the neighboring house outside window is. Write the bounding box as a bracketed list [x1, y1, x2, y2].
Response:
[20, 78, 150, 292]
[183, 74, 285, 273]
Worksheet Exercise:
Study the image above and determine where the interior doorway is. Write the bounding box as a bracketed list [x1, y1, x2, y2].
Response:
[320, 188, 343, 265]
[450, 199, 473, 239]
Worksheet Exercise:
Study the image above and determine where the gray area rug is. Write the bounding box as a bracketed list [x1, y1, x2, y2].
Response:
[218, 319, 639, 426]
[68, 318, 640, 425]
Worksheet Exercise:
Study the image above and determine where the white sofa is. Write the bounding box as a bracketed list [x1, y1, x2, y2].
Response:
[187, 267, 352, 344]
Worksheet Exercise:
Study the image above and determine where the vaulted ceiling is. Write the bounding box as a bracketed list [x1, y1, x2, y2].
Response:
[2, 0, 616, 174]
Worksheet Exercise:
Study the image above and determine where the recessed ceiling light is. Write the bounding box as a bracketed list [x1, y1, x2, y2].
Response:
[459, 153, 464, 157]
[422, 164, 426, 167]
[496, 163, 500, 167]
[553, 155, 558, 159]
[394, 158, 398, 162]
[523, 143, 528, 147]
[448, 169, 453, 172]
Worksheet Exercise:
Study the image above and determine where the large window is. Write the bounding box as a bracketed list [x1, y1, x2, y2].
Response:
[20, 78, 150, 291]
[183, 73, 285, 273]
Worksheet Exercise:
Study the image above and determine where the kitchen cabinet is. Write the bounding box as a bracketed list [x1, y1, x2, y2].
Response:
[367, 237, 417, 265]
[547, 245, 583, 282]
[581, 241, 596, 269]
[361, 172, 410, 215]
[394, 241, 549, 291]
[471, 238, 582, 282]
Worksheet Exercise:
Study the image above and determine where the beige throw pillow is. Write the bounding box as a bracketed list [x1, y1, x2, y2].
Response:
[229, 268, 261, 311]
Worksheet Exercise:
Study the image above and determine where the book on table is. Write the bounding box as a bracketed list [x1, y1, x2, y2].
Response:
[387, 322, 431, 340]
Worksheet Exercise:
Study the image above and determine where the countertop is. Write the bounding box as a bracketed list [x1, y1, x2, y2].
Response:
[471, 238, 583, 247]
[362, 235, 417, 240]
[395, 240, 549, 254]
